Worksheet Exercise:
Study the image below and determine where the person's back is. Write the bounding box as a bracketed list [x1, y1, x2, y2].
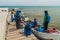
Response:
[24, 24, 32, 36]
[15, 15, 20, 21]
[15, 10, 21, 29]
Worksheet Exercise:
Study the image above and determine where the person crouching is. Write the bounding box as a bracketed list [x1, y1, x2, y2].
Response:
[24, 24, 32, 36]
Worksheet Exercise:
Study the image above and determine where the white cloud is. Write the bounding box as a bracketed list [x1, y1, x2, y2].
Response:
[0, 0, 60, 6]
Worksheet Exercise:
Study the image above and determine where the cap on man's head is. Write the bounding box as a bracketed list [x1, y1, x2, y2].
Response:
[44, 10, 48, 13]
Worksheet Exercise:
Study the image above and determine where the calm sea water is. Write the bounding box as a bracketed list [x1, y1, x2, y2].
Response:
[0, 6, 60, 14]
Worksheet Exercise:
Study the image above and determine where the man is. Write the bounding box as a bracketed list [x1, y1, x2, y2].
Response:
[33, 18, 38, 28]
[11, 12, 15, 22]
[11, 9, 16, 22]
[24, 23, 32, 36]
[15, 10, 21, 29]
[43, 11, 50, 30]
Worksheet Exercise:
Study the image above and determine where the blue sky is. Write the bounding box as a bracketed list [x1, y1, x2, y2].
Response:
[0, 0, 60, 6]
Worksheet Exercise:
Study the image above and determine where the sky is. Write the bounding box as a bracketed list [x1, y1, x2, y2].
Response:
[0, 0, 60, 6]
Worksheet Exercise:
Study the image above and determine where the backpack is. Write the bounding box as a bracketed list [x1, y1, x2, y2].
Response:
[46, 15, 50, 22]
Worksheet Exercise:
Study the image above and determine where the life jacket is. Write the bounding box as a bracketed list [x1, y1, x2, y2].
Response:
[15, 15, 20, 21]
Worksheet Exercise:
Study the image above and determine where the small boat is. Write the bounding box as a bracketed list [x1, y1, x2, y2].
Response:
[32, 29, 60, 40]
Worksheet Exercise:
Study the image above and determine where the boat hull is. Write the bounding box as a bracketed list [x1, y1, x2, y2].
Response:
[32, 30, 60, 40]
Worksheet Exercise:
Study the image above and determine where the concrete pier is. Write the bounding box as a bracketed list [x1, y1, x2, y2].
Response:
[0, 8, 8, 40]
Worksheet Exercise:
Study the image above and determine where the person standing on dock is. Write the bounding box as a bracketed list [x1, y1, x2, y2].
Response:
[43, 11, 50, 31]
[11, 9, 16, 22]
[15, 10, 21, 29]
[24, 23, 32, 36]
[11, 12, 15, 22]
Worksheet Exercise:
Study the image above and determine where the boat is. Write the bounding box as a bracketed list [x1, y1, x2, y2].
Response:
[32, 28, 60, 40]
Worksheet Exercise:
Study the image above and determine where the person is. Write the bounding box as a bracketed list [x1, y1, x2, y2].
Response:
[15, 10, 21, 29]
[34, 25, 44, 32]
[11, 9, 16, 15]
[43, 11, 50, 31]
[37, 25, 44, 32]
[11, 9, 16, 22]
[24, 23, 32, 36]
[33, 18, 38, 28]
[11, 12, 15, 22]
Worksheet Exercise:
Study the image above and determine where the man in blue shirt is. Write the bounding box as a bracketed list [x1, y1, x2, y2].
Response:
[33, 18, 38, 28]
[24, 23, 32, 36]
[43, 11, 50, 30]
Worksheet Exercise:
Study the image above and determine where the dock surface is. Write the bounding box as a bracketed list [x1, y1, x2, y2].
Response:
[6, 22, 38, 40]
